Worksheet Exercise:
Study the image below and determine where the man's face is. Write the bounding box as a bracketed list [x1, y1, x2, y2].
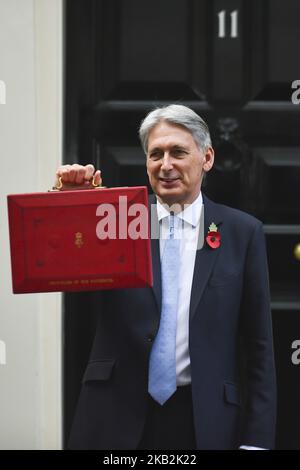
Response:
[146, 121, 214, 207]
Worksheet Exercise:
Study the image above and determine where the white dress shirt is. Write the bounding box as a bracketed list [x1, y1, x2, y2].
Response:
[156, 191, 203, 386]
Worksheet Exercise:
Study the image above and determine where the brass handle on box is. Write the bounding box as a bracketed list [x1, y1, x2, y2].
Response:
[52, 176, 105, 191]
[294, 244, 300, 261]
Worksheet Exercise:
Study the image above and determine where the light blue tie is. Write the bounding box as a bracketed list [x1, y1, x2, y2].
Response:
[148, 212, 180, 405]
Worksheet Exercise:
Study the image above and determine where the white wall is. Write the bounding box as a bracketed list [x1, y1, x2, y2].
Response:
[0, 0, 63, 449]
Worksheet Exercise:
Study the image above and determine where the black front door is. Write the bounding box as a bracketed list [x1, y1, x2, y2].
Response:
[64, 0, 300, 449]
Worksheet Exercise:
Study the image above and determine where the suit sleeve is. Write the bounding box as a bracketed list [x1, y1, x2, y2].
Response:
[239, 221, 277, 449]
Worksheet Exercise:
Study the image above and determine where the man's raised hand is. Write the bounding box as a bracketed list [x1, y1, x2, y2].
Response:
[55, 164, 102, 187]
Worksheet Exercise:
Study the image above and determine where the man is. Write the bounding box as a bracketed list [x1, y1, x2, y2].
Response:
[60, 105, 276, 450]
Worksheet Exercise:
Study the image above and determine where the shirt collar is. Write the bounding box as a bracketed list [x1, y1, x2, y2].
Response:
[156, 191, 203, 228]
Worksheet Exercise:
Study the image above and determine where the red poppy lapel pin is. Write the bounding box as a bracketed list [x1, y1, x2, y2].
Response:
[206, 222, 221, 249]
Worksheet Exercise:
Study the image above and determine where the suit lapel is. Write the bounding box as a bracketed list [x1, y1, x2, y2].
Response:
[189, 194, 223, 322]
[151, 237, 162, 314]
[148, 193, 223, 320]
[149, 194, 162, 314]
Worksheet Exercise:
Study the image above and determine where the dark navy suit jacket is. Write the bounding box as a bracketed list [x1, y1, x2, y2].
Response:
[69, 194, 277, 450]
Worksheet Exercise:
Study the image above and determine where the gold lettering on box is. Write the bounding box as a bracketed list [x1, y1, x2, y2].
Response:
[48, 278, 114, 286]
[75, 232, 83, 248]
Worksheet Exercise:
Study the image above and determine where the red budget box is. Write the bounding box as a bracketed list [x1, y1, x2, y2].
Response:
[7, 186, 153, 293]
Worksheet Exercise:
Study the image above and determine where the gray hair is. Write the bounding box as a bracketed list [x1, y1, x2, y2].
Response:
[139, 104, 212, 154]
